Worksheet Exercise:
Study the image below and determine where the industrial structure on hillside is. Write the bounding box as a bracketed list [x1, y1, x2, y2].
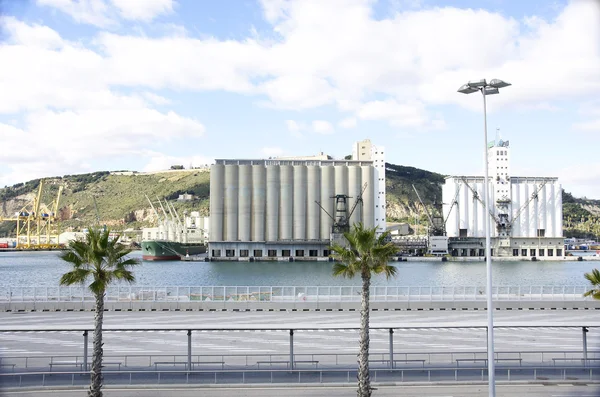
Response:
[208, 139, 385, 260]
[443, 138, 563, 258]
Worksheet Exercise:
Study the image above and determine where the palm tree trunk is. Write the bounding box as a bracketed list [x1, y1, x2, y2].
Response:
[89, 291, 104, 397]
[357, 269, 371, 397]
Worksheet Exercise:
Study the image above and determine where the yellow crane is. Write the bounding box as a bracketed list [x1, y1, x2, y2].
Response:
[0, 180, 64, 249]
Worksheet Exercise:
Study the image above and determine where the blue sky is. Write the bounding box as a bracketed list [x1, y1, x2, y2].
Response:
[0, 0, 599, 198]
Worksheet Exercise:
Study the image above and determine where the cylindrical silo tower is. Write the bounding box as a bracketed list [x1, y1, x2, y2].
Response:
[238, 164, 252, 242]
[224, 164, 239, 242]
[251, 165, 266, 241]
[209, 164, 225, 241]
[306, 165, 321, 240]
[334, 165, 348, 227]
[320, 165, 335, 239]
[540, 183, 547, 234]
[460, 182, 469, 233]
[443, 180, 457, 237]
[361, 165, 374, 229]
[547, 183, 555, 237]
[555, 183, 563, 238]
[511, 181, 520, 237]
[293, 165, 307, 240]
[453, 181, 461, 237]
[348, 165, 362, 228]
[266, 165, 280, 241]
[279, 165, 293, 240]
[522, 182, 531, 237]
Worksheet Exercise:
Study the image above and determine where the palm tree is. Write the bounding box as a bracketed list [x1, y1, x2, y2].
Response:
[59, 228, 139, 397]
[330, 223, 398, 397]
[584, 269, 600, 300]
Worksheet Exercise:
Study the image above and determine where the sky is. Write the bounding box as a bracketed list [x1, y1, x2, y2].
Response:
[0, 0, 599, 198]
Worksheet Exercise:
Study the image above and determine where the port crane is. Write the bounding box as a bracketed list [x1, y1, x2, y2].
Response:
[412, 184, 446, 237]
[411, 184, 448, 255]
[0, 179, 63, 249]
[316, 182, 368, 234]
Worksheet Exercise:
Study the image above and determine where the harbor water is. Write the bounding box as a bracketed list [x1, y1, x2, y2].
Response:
[1, 251, 599, 288]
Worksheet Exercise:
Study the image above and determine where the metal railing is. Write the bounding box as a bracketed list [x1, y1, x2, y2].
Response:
[0, 285, 592, 303]
[3, 350, 600, 370]
[2, 365, 600, 388]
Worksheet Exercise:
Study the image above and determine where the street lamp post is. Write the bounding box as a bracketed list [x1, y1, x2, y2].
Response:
[458, 78, 511, 397]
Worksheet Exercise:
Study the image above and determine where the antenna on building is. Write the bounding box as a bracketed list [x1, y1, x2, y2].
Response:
[495, 128, 501, 144]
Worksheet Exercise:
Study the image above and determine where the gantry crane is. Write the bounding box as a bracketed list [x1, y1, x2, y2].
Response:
[316, 182, 368, 234]
[0, 180, 64, 249]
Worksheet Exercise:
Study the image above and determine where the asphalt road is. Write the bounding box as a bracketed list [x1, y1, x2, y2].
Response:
[1, 310, 598, 360]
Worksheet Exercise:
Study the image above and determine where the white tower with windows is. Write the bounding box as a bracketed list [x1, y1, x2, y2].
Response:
[353, 139, 386, 235]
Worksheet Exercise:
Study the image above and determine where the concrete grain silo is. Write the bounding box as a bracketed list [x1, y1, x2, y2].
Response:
[251, 165, 266, 241]
[320, 165, 335, 240]
[348, 165, 362, 227]
[238, 164, 252, 242]
[293, 165, 307, 240]
[209, 144, 384, 260]
[306, 165, 321, 240]
[209, 164, 225, 242]
[224, 165, 239, 242]
[279, 165, 293, 240]
[266, 165, 280, 241]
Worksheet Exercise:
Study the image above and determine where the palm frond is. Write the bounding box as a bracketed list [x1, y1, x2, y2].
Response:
[584, 269, 600, 285]
[60, 268, 92, 286]
[333, 262, 356, 278]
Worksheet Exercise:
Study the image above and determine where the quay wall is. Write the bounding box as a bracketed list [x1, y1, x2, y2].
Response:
[2, 300, 600, 312]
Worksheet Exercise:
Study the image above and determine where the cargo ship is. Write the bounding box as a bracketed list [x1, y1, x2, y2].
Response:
[141, 196, 208, 261]
[141, 240, 206, 261]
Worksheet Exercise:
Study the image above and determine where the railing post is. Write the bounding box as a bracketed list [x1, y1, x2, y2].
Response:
[583, 327, 589, 366]
[83, 330, 88, 371]
[289, 329, 294, 370]
[389, 328, 394, 369]
[187, 330, 192, 372]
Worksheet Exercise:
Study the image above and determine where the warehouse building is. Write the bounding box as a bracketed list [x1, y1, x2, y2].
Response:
[442, 139, 563, 258]
[208, 140, 385, 260]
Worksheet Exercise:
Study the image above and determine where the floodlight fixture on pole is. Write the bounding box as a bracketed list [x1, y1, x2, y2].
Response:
[457, 78, 510, 397]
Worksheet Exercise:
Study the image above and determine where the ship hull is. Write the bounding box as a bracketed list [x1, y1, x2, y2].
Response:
[141, 240, 207, 261]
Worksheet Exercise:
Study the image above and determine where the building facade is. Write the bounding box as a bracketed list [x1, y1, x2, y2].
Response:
[208, 141, 385, 260]
[442, 139, 563, 257]
[352, 139, 386, 235]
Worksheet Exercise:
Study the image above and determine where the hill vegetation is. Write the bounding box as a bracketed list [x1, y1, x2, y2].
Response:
[0, 165, 598, 239]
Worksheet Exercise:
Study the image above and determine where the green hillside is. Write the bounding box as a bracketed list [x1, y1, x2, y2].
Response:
[0, 170, 210, 236]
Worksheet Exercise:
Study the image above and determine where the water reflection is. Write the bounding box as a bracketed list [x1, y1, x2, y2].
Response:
[0, 251, 598, 287]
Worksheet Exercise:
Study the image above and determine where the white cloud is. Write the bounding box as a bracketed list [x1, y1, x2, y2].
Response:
[141, 92, 171, 105]
[36, 0, 115, 27]
[261, 147, 284, 157]
[18, 0, 599, 120]
[285, 119, 304, 137]
[3, 0, 600, 188]
[0, 99, 204, 186]
[312, 120, 333, 134]
[573, 119, 600, 131]
[557, 162, 600, 199]
[1, 17, 64, 49]
[110, 0, 174, 21]
[357, 99, 445, 129]
[36, 0, 175, 27]
[338, 117, 357, 129]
